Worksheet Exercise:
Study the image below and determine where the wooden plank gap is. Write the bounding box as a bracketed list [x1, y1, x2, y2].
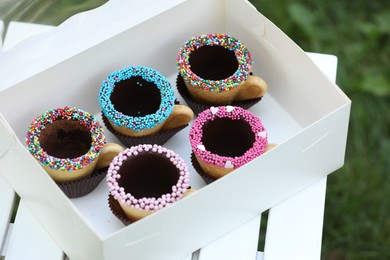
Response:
[10, 195, 20, 223]
[257, 209, 269, 252]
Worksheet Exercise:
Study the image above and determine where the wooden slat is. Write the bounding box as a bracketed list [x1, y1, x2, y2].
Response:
[5, 201, 64, 260]
[197, 216, 261, 260]
[263, 178, 327, 260]
[0, 175, 16, 256]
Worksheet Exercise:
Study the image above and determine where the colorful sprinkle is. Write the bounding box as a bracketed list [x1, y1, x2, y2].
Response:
[106, 144, 190, 211]
[177, 33, 253, 92]
[99, 66, 175, 132]
[26, 107, 106, 171]
[189, 106, 268, 168]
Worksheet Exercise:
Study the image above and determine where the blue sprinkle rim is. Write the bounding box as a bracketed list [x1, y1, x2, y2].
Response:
[99, 66, 175, 132]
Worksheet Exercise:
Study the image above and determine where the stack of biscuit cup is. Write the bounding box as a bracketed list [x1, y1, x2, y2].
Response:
[107, 144, 195, 224]
[99, 66, 194, 147]
[189, 105, 276, 183]
[177, 33, 268, 114]
[26, 107, 124, 198]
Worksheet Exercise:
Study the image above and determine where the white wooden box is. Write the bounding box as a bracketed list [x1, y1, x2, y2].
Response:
[0, 0, 351, 259]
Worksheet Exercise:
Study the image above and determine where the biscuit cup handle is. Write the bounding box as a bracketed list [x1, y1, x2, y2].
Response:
[162, 104, 194, 130]
[182, 188, 196, 197]
[235, 75, 268, 101]
[95, 143, 125, 170]
[265, 143, 277, 152]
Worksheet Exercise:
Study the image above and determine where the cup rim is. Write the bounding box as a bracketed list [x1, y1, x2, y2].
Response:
[106, 144, 190, 212]
[189, 105, 268, 169]
[99, 66, 175, 132]
[177, 33, 253, 93]
[26, 106, 106, 171]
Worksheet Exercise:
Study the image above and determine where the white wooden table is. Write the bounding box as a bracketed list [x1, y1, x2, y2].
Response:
[0, 20, 337, 260]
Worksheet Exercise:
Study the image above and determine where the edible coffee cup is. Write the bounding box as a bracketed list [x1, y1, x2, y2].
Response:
[99, 66, 193, 144]
[189, 105, 275, 181]
[107, 144, 195, 223]
[26, 107, 124, 183]
[177, 33, 268, 105]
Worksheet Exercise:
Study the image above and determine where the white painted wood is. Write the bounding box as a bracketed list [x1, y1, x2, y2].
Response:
[197, 216, 261, 260]
[257, 251, 264, 260]
[0, 175, 16, 255]
[5, 201, 64, 260]
[263, 178, 327, 260]
[306, 52, 338, 82]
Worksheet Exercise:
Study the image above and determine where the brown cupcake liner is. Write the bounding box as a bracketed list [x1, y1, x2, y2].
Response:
[108, 187, 193, 226]
[108, 194, 132, 226]
[176, 74, 262, 115]
[191, 152, 216, 185]
[56, 167, 107, 198]
[101, 112, 187, 147]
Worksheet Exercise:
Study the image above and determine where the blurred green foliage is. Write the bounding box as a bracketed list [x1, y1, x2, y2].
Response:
[251, 0, 390, 259]
[0, 0, 107, 27]
[252, 0, 390, 97]
[1, 0, 389, 259]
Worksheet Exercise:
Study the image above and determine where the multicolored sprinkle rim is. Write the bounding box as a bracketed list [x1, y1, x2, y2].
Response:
[26, 107, 106, 171]
[189, 106, 268, 169]
[99, 66, 175, 132]
[107, 144, 190, 211]
[177, 33, 253, 93]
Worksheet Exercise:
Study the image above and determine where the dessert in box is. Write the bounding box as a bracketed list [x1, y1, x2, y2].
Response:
[25, 106, 124, 198]
[0, 0, 351, 259]
[107, 144, 195, 223]
[99, 66, 193, 146]
[176, 33, 268, 114]
[189, 105, 274, 183]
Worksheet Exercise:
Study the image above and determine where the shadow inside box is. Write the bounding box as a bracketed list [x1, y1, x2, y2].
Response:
[176, 73, 263, 115]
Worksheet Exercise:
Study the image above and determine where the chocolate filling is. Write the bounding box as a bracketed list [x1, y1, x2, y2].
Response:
[202, 118, 254, 157]
[39, 120, 92, 159]
[189, 45, 238, 80]
[117, 153, 180, 198]
[110, 76, 161, 117]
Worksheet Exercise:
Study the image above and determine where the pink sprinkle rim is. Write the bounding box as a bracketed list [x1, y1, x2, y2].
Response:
[106, 144, 190, 211]
[189, 106, 268, 169]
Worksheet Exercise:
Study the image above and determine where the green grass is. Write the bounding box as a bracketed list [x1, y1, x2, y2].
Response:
[1, 0, 389, 259]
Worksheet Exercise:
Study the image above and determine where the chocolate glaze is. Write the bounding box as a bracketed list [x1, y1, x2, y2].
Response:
[189, 45, 238, 80]
[110, 76, 161, 117]
[118, 153, 180, 198]
[202, 118, 254, 157]
[39, 120, 91, 159]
